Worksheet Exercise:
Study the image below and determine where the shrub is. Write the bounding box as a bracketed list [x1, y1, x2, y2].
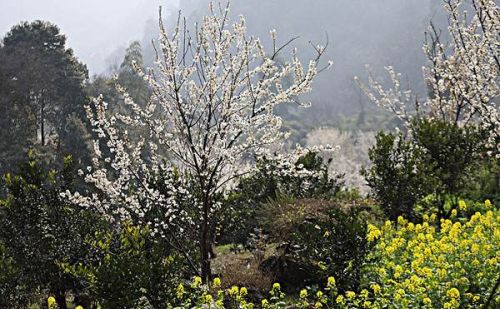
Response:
[61, 222, 187, 309]
[411, 119, 487, 216]
[220, 152, 343, 246]
[260, 198, 369, 292]
[363, 131, 436, 220]
[0, 241, 28, 308]
[0, 153, 97, 308]
[364, 119, 489, 220]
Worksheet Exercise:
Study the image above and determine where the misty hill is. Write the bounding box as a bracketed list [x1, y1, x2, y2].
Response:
[137, 0, 447, 123]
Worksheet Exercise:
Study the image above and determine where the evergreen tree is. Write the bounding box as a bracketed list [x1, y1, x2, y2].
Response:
[0, 21, 90, 169]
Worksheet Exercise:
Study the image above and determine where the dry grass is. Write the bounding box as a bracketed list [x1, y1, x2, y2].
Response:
[212, 244, 275, 293]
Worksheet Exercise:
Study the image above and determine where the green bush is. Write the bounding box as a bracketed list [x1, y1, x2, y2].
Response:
[363, 131, 436, 220]
[0, 241, 27, 308]
[0, 153, 98, 308]
[411, 119, 487, 216]
[364, 119, 489, 220]
[220, 152, 343, 246]
[260, 198, 369, 292]
[61, 222, 187, 309]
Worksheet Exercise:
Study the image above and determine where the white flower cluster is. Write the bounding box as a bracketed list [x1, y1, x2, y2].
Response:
[355, 66, 415, 126]
[358, 0, 499, 155]
[250, 145, 340, 194]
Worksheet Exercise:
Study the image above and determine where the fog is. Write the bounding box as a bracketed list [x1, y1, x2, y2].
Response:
[0, 0, 174, 74]
[172, 0, 447, 118]
[1, 0, 446, 118]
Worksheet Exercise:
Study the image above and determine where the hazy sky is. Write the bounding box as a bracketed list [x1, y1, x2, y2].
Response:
[0, 0, 178, 74]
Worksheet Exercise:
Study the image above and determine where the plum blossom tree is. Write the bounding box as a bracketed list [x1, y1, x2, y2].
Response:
[357, 0, 499, 156]
[63, 2, 330, 282]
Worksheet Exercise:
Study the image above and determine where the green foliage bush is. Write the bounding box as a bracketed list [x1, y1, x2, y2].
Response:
[0, 153, 97, 308]
[61, 222, 186, 309]
[220, 152, 343, 246]
[363, 131, 436, 220]
[411, 119, 488, 215]
[0, 242, 25, 308]
[364, 119, 491, 220]
[261, 198, 369, 292]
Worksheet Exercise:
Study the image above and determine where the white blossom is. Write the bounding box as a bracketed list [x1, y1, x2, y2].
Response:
[66, 1, 329, 279]
[357, 0, 499, 155]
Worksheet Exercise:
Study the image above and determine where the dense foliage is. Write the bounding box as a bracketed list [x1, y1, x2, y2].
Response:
[0, 153, 98, 308]
[261, 198, 369, 291]
[49, 201, 495, 309]
[60, 222, 185, 309]
[364, 118, 494, 220]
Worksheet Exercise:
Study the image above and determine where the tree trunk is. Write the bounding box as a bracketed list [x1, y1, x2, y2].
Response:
[200, 194, 212, 283]
[55, 293, 67, 309]
[40, 99, 45, 146]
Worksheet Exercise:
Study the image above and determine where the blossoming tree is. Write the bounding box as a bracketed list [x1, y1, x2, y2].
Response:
[64, 2, 330, 281]
[357, 0, 499, 155]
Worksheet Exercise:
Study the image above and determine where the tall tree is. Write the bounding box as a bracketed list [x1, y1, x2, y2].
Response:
[0, 21, 89, 150]
[118, 41, 150, 104]
[66, 2, 329, 282]
[0, 48, 37, 174]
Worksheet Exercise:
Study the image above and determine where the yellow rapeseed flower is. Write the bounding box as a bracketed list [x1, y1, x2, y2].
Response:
[204, 294, 213, 304]
[176, 283, 185, 299]
[367, 224, 382, 242]
[229, 286, 239, 297]
[327, 276, 336, 288]
[273, 282, 281, 290]
[451, 209, 458, 217]
[47, 296, 56, 309]
[371, 283, 381, 294]
[336, 295, 345, 304]
[446, 287, 460, 299]
[192, 276, 202, 288]
[213, 277, 221, 288]
[300, 289, 308, 299]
